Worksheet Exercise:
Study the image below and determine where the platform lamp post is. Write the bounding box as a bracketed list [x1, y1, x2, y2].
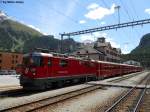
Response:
[115, 5, 121, 24]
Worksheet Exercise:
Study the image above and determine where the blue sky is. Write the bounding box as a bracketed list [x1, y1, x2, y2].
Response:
[0, 0, 150, 54]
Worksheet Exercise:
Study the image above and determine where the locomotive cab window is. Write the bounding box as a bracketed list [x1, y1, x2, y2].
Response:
[23, 56, 43, 67]
[31, 56, 43, 66]
[60, 59, 68, 67]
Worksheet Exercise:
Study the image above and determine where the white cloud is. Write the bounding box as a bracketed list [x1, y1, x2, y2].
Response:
[42, 32, 48, 35]
[79, 32, 106, 42]
[16, 20, 42, 33]
[0, 11, 8, 20]
[121, 43, 130, 54]
[100, 21, 106, 25]
[0, 11, 6, 17]
[79, 32, 120, 48]
[87, 3, 99, 10]
[80, 34, 94, 42]
[106, 37, 120, 48]
[93, 32, 107, 37]
[85, 3, 116, 20]
[145, 8, 150, 14]
[27, 24, 41, 32]
[80, 32, 106, 42]
[27, 24, 48, 35]
[93, 32, 120, 48]
[79, 20, 86, 24]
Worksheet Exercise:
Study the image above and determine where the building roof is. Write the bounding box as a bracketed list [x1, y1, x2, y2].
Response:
[73, 45, 105, 55]
[123, 60, 141, 66]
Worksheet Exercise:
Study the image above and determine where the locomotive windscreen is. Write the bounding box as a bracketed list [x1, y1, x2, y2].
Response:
[23, 56, 43, 67]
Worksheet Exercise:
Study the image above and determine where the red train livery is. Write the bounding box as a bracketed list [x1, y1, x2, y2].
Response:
[19, 52, 142, 90]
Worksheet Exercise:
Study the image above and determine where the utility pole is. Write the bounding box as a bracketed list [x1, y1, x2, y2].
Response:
[60, 34, 63, 53]
[115, 5, 121, 24]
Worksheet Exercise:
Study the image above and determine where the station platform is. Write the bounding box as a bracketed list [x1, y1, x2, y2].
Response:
[86, 82, 150, 89]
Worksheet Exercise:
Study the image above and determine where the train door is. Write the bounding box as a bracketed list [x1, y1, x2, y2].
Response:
[58, 58, 69, 77]
[47, 57, 52, 77]
[41, 57, 48, 77]
[97, 62, 103, 80]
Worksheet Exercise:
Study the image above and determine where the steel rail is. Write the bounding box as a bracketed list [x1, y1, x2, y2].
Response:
[108, 72, 142, 83]
[104, 72, 149, 112]
[133, 86, 147, 112]
[1, 85, 101, 112]
[133, 75, 150, 112]
[104, 86, 136, 112]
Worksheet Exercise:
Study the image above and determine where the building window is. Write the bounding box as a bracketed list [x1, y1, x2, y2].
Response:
[12, 60, 14, 64]
[16, 60, 18, 63]
[0, 66, 1, 69]
[16, 55, 18, 58]
[106, 50, 109, 54]
[0, 54, 2, 57]
[77, 51, 80, 54]
[0, 60, 2, 63]
[107, 58, 110, 61]
[99, 56, 101, 60]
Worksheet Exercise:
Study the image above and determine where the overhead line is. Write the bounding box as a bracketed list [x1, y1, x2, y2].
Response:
[119, 0, 132, 20]
[122, 0, 142, 40]
[130, 0, 139, 20]
[61, 18, 150, 36]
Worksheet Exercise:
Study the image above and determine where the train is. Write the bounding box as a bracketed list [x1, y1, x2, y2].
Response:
[18, 51, 143, 90]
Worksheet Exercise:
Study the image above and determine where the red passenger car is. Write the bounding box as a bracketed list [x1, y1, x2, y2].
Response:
[19, 52, 143, 90]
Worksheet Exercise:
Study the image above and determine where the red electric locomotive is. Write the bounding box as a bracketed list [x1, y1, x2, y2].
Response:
[19, 51, 142, 90]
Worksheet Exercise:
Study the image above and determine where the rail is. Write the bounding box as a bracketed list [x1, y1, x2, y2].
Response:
[104, 72, 150, 112]
[133, 74, 150, 112]
[1, 85, 101, 112]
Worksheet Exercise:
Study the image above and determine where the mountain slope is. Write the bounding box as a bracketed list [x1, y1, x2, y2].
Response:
[122, 33, 150, 68]
[23, 36, 80, 53]
[131, 33, 150, 54]
[0, 19, 43, 52]
[0, 11, 80, 53]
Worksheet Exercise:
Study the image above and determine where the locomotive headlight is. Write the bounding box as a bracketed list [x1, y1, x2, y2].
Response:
[25, 68, 29, 74]
[31, 68, 36, 73]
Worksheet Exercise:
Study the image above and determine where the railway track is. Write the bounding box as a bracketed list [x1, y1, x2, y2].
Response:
[104, 73, 150, 112]
[134, 74, 150, 112]
[1, 72, 147, 112]
[1, 85, 102, 112]
[137, 89, 150, 112]
[108, 71, 143, 83]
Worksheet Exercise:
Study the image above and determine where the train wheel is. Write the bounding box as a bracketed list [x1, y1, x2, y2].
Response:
[73, 78, 79, 84]
[45, 83, 52, 89]
[57, 81, 63, 88]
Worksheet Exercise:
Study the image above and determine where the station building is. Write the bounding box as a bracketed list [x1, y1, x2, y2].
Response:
[73, 37, 122, 63]
[0, 51, 23, 70]
[123, 60, 141, 66]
